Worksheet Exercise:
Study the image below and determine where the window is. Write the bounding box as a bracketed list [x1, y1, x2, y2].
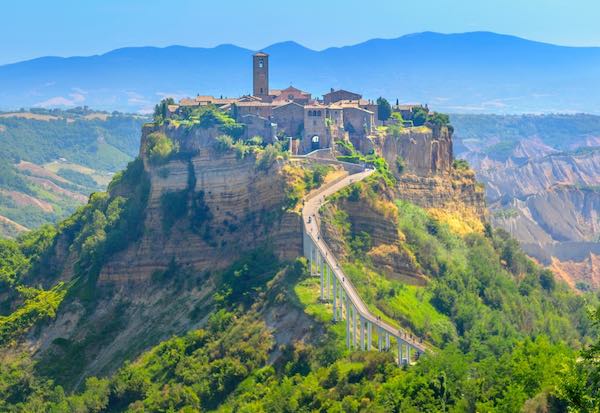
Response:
[260, 88, 263, 94]
[259, 58, 264, 68]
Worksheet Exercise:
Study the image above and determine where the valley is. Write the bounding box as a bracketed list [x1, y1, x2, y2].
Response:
[454, 113, 600, 291]
[0, 108, 148, 237]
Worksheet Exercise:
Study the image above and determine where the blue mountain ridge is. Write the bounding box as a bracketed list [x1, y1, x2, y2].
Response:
[1, 31, 599, 113]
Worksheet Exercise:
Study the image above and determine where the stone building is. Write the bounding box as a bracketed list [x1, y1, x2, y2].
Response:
[323, 88, 362, 104]
[272, 101, 305, 138]
[271, 86, 312, 105]
[171, 52, 384, 154]
[253, 52, 270, 99]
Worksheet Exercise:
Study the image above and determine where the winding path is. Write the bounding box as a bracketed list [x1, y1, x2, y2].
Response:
[301, 161, 429, 364]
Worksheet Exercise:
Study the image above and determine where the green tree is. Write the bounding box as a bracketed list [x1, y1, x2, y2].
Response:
[412, 106, 429, 126]
[377, 97, 392, 122]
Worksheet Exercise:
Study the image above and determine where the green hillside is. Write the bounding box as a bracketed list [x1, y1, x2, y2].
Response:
[0, 108, 146, 237]
[0, 163, 598, 411]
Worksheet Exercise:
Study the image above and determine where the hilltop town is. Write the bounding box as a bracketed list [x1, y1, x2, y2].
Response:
[164, 52, 443, 156]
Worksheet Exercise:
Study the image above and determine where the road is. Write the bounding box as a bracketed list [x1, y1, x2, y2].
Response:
[302, 167, 429, 354]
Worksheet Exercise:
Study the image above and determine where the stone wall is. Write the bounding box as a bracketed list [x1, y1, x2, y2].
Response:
[272, 102, 304, 138]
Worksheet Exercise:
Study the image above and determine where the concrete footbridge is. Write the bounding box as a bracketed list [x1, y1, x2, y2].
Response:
[300, 154, 429, 365]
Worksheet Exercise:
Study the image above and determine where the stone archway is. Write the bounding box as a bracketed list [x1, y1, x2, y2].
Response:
[311, 135, 320, 151]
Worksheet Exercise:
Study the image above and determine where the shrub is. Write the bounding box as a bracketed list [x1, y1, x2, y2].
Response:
[452, 159, 470, 170]
[146, 132, 177, 164]
[395, 155, 406, 174]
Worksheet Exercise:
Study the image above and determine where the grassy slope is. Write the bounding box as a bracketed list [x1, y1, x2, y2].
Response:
[0, 110, 147, 236]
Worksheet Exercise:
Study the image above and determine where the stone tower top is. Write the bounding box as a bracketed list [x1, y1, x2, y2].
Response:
[253, 52, 269, 98]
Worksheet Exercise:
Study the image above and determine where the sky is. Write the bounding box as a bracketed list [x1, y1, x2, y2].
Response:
[2, 0, 600, 65]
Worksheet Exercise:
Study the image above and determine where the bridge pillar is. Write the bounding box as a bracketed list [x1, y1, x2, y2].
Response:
[359, 316, 365, 350]
[386, 332, 391, 351]
[398, 340, 404, 365]
[345, 295, 350, 349]
[338, 281, 342, 320]
[377, 327, 382, 351]
[367, 321, 372, 350]
[352, 305, 357, 348]
[327, 265, 332, 300]
[332, 275, 337, 321]
[407, 345, 411, 364]
[319, 253, 324, 301]
[309, 242, 314, 276]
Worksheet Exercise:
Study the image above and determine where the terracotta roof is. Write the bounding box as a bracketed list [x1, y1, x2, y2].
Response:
[238, 95, 263, 102]
[324, 89, 361, 97]
[180, 98, 199, 106]
[213, 98, 238, 105]
[395, 104, 423, 110]
[273, 101, 304, 110]
[195, 95, 215, 102]
[233, 101, 273, 107]
[269, 89, 282, 96]
[167, 105, 179, 113]
[254, 51, 269, 57]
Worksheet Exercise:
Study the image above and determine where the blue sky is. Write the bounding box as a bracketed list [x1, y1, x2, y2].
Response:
[2, 0, 599, 65]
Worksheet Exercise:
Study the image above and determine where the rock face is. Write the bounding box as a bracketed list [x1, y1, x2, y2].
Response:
[322, 124, 485, 285]
[100, 124, 302, 285]
[26, 122, 304, 388]
[471, 148, 600, 202]
[470, 145, 600, 272]
[27, 118, 481, 386]
[375, 125, 453, 176]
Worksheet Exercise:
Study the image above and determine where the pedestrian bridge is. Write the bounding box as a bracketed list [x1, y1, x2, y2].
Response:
[300, 159, 429, 365]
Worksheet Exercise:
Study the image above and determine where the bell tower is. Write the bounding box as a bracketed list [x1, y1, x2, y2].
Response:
[253, 52, 269, 98]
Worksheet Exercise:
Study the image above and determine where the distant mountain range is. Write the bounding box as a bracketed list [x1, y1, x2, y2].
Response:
[1, 31, 600, 114]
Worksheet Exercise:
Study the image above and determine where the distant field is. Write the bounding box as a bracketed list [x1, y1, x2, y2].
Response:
[0, 112, 62, 121]
[0, 108, 147, 237]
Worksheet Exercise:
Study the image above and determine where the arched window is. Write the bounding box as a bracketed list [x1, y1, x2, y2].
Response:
[258, 58, 264, 68]
[317, 110, 322, 116]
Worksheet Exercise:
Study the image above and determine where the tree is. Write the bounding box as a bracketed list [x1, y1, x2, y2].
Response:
[558, 306, 600, 410]
[412, 106, 429, 126]
[376, 97, 392, 122]
[153, 98, 175, 122]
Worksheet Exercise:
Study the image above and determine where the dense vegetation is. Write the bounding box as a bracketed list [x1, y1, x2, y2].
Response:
[0, 108, 599, 410]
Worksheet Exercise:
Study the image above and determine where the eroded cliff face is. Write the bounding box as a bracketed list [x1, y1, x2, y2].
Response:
[101, 124, 301, 285]
[375, 125, 453, 176]
[26, 123, 305, 389]
[322, 124, 486, 284]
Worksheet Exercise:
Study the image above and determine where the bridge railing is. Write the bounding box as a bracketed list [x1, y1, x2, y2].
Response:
[301, 167, 431, 364]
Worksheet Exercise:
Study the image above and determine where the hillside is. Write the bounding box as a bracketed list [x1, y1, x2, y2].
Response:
[0, 108, 147, 237]
[2, 32, 600, 113]
[453, 114, 600, 291]
[0, 107, 598, 411]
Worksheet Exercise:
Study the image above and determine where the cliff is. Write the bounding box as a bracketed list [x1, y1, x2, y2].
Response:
[377, 124, 453, 176]
[100, 123, 301, 285]
[23, 121, 308, 388]
[22, 117, 484, 387]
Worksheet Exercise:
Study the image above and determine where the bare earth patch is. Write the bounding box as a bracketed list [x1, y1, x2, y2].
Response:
[0, 214, 28, 233]
[0, 112, 61, 121]
[0, 189, 54, 212]
[17, 161, 70, 184]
